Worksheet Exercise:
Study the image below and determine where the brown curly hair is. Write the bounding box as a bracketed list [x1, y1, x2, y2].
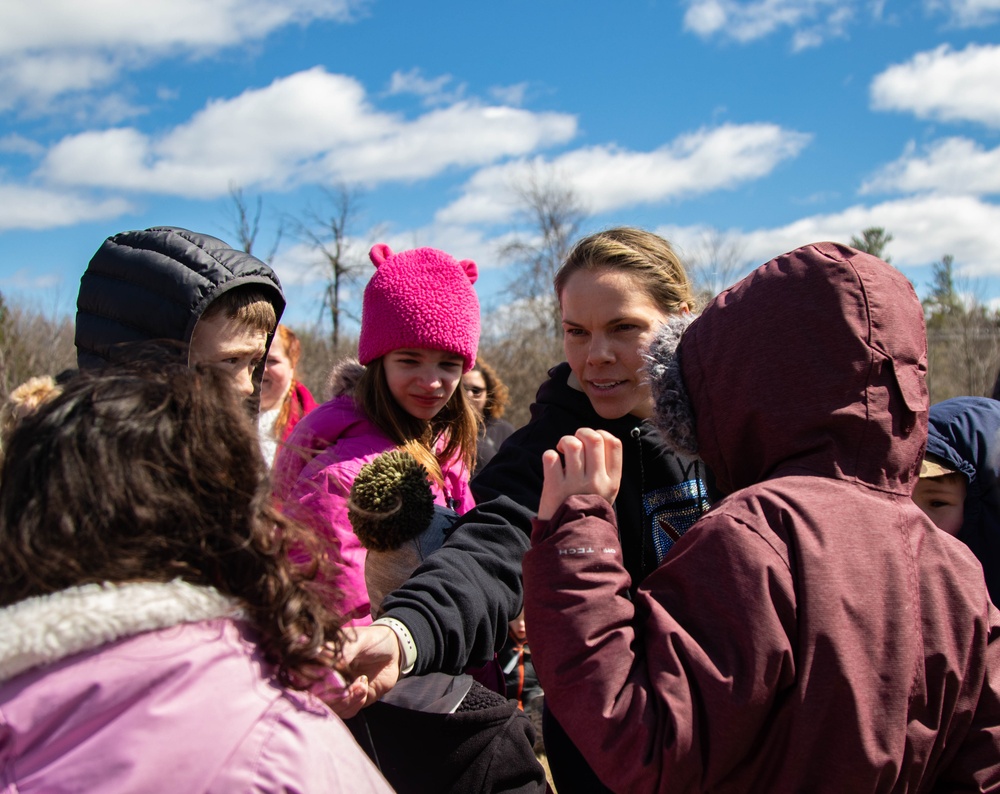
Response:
[0, 363, 343, 688]
[469, 357, 510, 421]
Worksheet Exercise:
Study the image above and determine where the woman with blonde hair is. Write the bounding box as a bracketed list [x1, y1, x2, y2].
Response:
[342, 227, 716, 792]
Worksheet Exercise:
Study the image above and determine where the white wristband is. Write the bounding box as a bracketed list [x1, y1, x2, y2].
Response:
[371, 616, 417, 675]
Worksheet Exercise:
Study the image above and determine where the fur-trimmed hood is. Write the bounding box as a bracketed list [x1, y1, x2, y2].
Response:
[0, 580, 240, 683]
[325, 357, 365, 401]
[647, 242, 928, 496]
[0, 580, 394, 792]
[645, 312, 698, 458]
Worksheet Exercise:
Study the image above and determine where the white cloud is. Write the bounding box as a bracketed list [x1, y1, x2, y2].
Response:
[682, 0, 1000, 46]
[0, 0, 365, 109]
[489, 83, 529, 107]
[862, 137, 1000, 196]
[683, 0, 854, 48]
[790, 29, 825, 50]
[331, 102, 577, 184]
[0, 269, 62, 290]
[437, 123, 811, 225]
[657, 194, 1000, 288]
[37, 68, 577, 198]
[0, 0, 360, 54]
[0, 52, 118, 112]
[386, 69, 465, 106]
[927, 0, 1000, 26]
[871, 43, 1000, 128]
[0, 183, 132, 231]
[685, 0, 729, 35]
[156, 86, 181, 102]
[0, 134, 45, 157]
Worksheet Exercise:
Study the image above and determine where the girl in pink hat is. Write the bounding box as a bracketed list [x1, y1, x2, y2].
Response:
[273, 243, 481, 631]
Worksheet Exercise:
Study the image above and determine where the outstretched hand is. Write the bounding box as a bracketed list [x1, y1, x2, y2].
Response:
[537, 428, 623, 521]
[319, 625, 402, 718]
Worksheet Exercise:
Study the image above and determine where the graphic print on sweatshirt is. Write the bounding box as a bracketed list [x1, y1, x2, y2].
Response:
[644, 477, 711, 563]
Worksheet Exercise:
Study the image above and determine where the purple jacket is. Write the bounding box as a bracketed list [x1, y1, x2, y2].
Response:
[524, 243, 1000, 792]
[0, 580, 392, 793]
[274, 376, 475, 626]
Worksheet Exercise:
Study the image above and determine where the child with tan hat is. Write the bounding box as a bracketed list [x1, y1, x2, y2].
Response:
[914, 396, 1000, 602]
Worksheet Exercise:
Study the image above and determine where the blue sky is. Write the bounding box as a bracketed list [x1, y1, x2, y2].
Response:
[1, 0, 999, 330]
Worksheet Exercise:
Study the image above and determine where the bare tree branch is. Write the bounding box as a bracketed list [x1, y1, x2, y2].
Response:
[291, 185, 368, 349]
[0, 293, 75, 402]
[685, 229, 753, 305]
[498, 165, 587, 337]
[226, 185, 284, 263]
[924, 253, 1000, 400]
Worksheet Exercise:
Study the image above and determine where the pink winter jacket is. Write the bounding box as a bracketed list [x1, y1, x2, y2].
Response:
[0, 580, 393, 793]
[274, 384, 475, 626]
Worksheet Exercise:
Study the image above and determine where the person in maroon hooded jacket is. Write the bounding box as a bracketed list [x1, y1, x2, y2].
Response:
[523, 242, 1000, 793]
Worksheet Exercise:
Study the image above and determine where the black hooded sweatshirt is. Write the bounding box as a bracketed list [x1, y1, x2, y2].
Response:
[380, 361, 713, 674]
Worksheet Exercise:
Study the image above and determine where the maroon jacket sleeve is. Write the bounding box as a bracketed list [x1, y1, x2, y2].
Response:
[522, 494, 797, 793]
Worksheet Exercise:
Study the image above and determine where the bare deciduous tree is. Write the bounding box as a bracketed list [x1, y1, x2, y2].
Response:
[292, 185, 369, 350]
[226, 185, 283, 263]
[0, 292, 75, 402]
[923, 254, 1000, 402]
[685, 229, 752, 305]
[499, 166, 586, 337]
[478, 302, 563, 429]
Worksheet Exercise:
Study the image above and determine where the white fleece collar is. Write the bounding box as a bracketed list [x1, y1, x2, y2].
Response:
[0, 580, 242, 683]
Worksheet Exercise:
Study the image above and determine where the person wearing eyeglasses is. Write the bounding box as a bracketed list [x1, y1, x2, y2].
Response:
[462, 357, 516, 475]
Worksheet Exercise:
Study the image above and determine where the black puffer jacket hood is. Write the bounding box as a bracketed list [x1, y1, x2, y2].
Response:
[75, 226, 285, 370]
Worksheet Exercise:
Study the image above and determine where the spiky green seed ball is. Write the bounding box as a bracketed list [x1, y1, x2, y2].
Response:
[348, 449, 435, 551]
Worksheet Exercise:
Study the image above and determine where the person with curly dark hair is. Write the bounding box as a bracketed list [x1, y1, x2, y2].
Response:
[0, 363, 391, 792]
[462, 357, 516, 475]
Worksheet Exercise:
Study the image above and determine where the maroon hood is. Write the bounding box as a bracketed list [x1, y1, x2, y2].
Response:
[651, 242, 928, 496]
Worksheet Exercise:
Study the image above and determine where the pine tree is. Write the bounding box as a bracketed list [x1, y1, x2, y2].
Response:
[849, 227, 893, 262]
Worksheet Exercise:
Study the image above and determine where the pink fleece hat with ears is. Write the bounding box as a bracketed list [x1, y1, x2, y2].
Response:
[359, 243, 481, 372]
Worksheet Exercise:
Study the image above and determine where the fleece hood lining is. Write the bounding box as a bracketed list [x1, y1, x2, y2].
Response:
[0, 580, 242, 683]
